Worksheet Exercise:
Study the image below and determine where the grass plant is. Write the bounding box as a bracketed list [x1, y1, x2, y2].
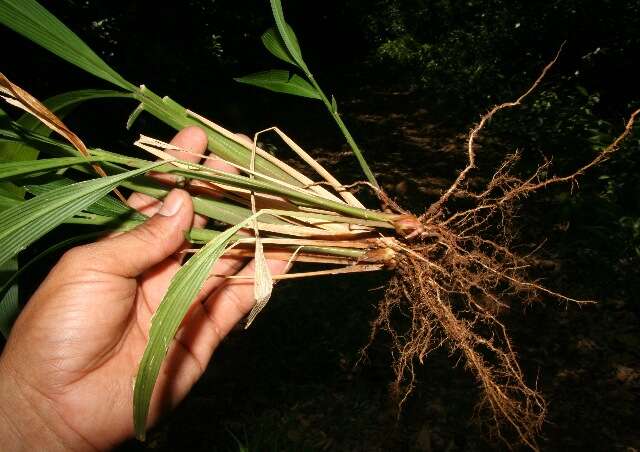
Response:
[0, 0, 637, 448]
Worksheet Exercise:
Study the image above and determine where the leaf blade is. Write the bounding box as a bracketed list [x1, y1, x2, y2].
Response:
[0, 0, 134, 90]
[133, 223, 244, 439]
[261, 27, 297, 66]
[0, 89, 126, 163]
[234, 70, 319, 99]
[0, 156, 129, 180]
[0, 162, 161, 266]
[269, 0, 306, 70]
[0, 257, 18, 337]
[26, 177, 147, 221]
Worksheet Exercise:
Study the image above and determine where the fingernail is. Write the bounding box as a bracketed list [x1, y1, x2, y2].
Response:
[158, 190, 183, 217]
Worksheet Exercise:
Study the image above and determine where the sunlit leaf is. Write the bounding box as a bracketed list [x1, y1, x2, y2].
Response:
[0, 0, 134, 90]
[235, 70, 319, 99]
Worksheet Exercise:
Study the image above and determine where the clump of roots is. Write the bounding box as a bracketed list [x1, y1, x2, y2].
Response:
[371, 227, 550, 449]
[363, 46, 639, 450]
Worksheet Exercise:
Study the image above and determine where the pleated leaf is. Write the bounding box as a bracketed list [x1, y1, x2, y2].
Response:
[0, 0, 134, 91]
[261, 27, 298, 66]
[133, 221, 246, 440]
[269, 0, 306, 70]
[0, 188, 21, 211]
[235, 70, 319, 99]
[0, 162, 160, 266]
[0, 257, 18, 337]
[0, 89, 73, 334]
[26, 177, 147, 221]
[0, 156, 128, 180]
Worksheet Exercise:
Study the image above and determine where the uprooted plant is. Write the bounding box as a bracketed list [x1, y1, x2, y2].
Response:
[0, 0, 637, 449]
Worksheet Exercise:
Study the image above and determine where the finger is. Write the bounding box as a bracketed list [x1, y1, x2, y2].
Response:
[128, 127, 209, 217]
[126, 192, 164, 217]
[149, 126, 209, 186]
[74, 189, 194, 278]
[188, 133, 243, 203]
[176, 256, 289, 364]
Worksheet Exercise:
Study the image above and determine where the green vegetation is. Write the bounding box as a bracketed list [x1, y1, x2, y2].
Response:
[0, 0, 638, 450]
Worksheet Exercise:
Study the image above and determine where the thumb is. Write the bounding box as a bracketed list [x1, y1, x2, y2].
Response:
[84, 189, 194, 277]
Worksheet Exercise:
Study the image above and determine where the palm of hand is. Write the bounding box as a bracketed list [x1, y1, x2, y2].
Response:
[9, 245, 214, 448]
[0, 128, 288, 450]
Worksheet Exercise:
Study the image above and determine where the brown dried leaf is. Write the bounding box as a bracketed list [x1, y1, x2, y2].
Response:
[0, 73, 125, 202]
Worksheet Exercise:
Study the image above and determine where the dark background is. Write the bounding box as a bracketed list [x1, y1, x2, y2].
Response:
[1, 0, 639, 450]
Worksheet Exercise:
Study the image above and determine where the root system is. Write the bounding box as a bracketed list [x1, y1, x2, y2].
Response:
[363, 48, 640, 449]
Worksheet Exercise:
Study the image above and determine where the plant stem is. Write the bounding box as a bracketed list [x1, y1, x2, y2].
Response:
[116, 160, 396, 223]
[306, 74, 380, 189]
[135, 82, 379, 191]
[63, 216, 366, 259]
[64, 216, 221, 242]
[8, 125, 396, 223]
[132, 87, 301, 185]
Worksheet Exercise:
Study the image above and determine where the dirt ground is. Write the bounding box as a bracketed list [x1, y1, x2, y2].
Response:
[117, 90, 640, 452]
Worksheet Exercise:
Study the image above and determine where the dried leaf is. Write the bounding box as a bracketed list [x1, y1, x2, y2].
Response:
[245, 237, 274, 328]
[0, 73, 125, 201]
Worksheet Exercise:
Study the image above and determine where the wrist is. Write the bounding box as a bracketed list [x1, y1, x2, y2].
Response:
[0, 357, 96, 451]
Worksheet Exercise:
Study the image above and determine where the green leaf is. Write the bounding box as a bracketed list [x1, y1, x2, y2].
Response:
[26, 177, 147, 221]
[0, 94, 77, 332]
[0, 257, 18, 337]
[235, 70, 320, 99]
[0, 186, 21, 211]
[120, 176, 269, 226]
[126, 103, 145, 130]
[0, 169, 27, 212]
[261, 27, 297, 66]
[0, 0, 134, 91]
[0, 90, 128, 180]
[133, 222, 245, 440]
[0, 162, 161, 266]
[0, 181, 24, 207]
[269, 0, 306, 71]
[0, 130, 38, 165]
[0, 156, 126, 181]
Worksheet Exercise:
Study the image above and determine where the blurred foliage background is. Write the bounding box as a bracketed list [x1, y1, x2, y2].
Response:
[1, 0, 639, 450]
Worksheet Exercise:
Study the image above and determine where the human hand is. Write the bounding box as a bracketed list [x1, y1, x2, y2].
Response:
[0, 127, 287, 451]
